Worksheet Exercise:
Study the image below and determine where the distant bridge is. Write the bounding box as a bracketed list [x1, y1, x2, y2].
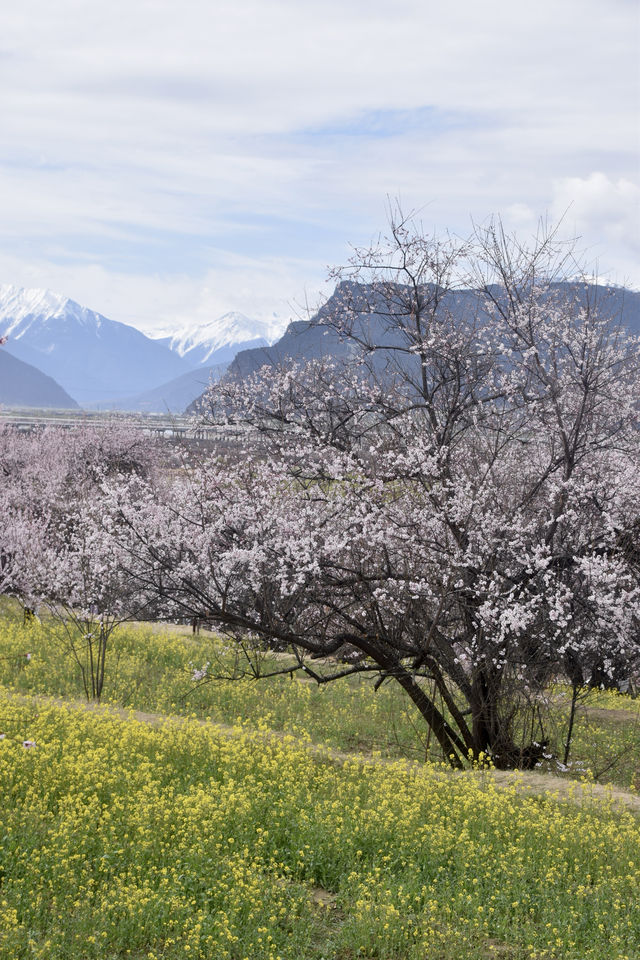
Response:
[0, 408, 259, 448]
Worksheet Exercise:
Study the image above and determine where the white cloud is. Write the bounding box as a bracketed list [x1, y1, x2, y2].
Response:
[0, 0, 638, 330]
[551, 172, 640, 284]
[0, 247, 327, 336]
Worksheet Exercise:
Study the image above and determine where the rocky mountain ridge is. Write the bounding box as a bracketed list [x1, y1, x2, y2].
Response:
[218, 279, 640, 394]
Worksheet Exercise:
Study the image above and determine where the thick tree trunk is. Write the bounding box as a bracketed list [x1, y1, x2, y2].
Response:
[354, 635, 468, 768]
[392, 666, 466, 768]
[470, 669, 547, 769]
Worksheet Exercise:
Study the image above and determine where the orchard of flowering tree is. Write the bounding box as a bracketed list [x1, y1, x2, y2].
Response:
[0, 423, 160, 700]
[1, 214, 639, 770]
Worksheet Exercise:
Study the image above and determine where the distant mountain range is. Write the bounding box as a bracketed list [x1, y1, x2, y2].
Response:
[2, 281, 638, 416]
[0, 285, 285, 411]
[158, 311, 276, 366]
[196, 280, 640, 408]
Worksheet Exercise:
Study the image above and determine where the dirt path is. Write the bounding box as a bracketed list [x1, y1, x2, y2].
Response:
[13, 692, 640, 814]
[488, 769, 640, 811]
[131, 624, 640, 722]
[580, 705, 640, 723]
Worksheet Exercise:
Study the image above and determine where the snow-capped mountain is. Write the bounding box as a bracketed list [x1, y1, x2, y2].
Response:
[0, 285, 194, 407]
[0, 285, 115, 333]
[163, 311, 287, 366]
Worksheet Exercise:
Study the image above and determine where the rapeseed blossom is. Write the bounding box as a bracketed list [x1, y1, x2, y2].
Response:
[0, 686, 638, 959]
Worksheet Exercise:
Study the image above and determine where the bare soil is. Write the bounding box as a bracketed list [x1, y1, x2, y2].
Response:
[580, 705, 640, 723]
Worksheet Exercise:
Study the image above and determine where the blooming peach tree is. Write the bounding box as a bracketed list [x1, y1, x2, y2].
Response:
[3, 217, 638, 765]
[107, 216, 640, 768]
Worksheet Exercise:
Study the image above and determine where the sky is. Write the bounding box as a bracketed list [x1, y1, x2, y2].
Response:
[1, 0, 639, 338]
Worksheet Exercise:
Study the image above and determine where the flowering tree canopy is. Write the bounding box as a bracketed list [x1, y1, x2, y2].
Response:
[0, 423, 160, 699]
[3, 215, 638, 765]
[108, 214, 640, 768]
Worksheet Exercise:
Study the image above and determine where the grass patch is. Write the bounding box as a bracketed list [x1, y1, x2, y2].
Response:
[1, 603, 639, 790]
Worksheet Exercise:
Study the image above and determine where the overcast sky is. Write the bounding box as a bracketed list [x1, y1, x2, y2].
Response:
[1, 0, 638, 336]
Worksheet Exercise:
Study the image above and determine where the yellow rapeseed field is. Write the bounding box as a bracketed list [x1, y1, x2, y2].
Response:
[0, 686, 638, 960]
[2, 614, 639, 789]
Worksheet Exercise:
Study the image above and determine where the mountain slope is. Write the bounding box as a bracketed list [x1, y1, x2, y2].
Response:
[224, 281, 640, 385]
[107, 363, 228, 414]
[0, 285, 195, 407]
[0, 348, 79, 409]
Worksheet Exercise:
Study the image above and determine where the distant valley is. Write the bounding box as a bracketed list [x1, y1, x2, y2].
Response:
[0, 285, 284, 413]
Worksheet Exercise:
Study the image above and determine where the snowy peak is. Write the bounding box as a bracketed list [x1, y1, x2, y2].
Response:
[0, 284, 193, 406]
[0, 284, 103, 338]
[0, 283, 71, 318]
[167, 310, 287, 366]
[0, 282, 293, 407]
[170, 311, 262, 354]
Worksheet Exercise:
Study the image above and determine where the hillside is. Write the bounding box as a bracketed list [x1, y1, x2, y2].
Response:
[224, 280, 640, 383]
[107, 362, 228, 414]
[0, 348, 79, 409]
